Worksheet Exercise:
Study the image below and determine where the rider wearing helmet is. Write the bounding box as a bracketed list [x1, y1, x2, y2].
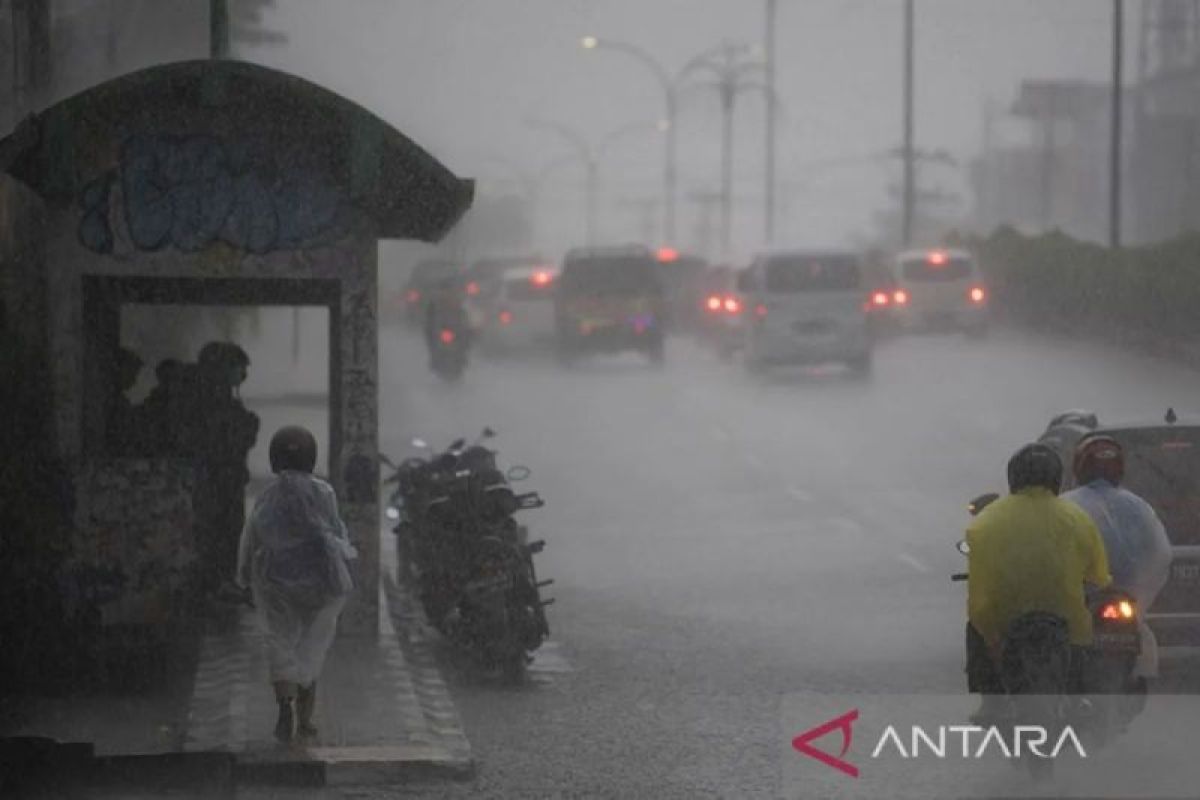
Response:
[965, 443, 1111, 717]
[1062, 435, 1172, 681]
[236, 426, 357, 742]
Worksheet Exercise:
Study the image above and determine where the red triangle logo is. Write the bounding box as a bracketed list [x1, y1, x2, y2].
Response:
[791, 709, 860, 778]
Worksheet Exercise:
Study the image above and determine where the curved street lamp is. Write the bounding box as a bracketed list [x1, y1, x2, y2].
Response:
[580, 35, 680, 245]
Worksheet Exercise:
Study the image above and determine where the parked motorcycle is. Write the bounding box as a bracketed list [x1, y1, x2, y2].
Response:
[381, 429, 552, 679]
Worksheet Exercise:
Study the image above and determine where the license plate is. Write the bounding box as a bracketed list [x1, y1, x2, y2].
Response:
[1094, 631, 1140, 652]
[1172, 562, 1200, 583]
[791, 320, 833, 335]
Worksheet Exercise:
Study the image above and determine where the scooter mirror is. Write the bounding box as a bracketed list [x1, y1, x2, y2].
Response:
[956, 539, 970, 556]
[967, 493, 1000, 516]
[411, 438, 429, 449]
[507, 465, 531, 482]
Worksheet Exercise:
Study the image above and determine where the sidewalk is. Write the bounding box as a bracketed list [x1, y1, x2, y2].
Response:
[2, 553, 473, 792]
[184, 576, 473, 786]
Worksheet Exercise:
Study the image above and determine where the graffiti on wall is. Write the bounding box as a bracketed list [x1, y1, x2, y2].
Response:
[79, 134, 348, 256]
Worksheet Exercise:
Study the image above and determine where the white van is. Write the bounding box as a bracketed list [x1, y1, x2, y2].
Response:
[742, 250, 872, 374]
[889, 248, 988, 336]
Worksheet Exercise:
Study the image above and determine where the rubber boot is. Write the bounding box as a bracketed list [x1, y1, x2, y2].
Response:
[273, 681, 297, 743]
[296, 681, 318, 738]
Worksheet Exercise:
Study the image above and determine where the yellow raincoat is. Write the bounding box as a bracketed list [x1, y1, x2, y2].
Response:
[967, 487, 1111, 648]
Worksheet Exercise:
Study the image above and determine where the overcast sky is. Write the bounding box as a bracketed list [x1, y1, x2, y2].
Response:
[243, 0, 1127, 258]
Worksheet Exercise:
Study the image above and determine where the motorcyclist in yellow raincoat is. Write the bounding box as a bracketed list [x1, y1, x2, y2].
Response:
[965, 443, 1111, 721]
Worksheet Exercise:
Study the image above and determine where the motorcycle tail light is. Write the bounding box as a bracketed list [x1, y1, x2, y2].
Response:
[969, 286, 987, 304]
[466, 281, 480, 296]
[439, 329, 457, 344]
[499, 310, 513, 325]
[1100, 600, 1136, 620]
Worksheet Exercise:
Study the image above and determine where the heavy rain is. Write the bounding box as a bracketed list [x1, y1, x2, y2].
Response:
[3, 2, 1200, 799]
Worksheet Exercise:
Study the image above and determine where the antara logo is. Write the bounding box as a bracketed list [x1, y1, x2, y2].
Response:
[793, 710, 1088, 779]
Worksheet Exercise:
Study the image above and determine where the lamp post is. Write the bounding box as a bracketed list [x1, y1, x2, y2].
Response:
[678, 42, 767, 259]
[581, 35, 679, 245]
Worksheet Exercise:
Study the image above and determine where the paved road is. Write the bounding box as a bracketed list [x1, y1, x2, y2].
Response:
[278, 327, 1200, 799]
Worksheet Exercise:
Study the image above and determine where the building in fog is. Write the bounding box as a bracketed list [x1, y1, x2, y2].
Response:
[971, 0, 1200, 245]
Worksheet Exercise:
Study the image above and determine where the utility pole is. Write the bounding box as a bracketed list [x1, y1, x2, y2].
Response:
[765, 0, 778, 245]
[902, 0, 916, 246]
[1110, 0, 1124, 248]
[210, 0, 230, 59]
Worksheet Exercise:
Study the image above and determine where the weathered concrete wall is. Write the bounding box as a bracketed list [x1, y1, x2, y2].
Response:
[67, 458, 196, 627]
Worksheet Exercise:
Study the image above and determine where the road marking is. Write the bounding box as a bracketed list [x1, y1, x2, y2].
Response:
[786, 486, 813, 504]
[895, 552, 929, 572]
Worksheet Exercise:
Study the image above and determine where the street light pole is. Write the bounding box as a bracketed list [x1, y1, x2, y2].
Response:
[1110, 0, 1123, 248]
[902, 0, 915, 246]
[765, 0, 778, 245]
[581, 36, 678, 244]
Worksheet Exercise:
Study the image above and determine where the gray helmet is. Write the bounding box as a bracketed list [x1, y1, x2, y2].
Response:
[1007, 443, 1063, 495]
[269, 425, 317, 473]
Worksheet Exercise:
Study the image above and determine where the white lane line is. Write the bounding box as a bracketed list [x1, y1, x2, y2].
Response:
[896, 552, 930, 573]
[786, 486, 813, 504]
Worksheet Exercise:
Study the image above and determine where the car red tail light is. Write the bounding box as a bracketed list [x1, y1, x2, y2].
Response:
[405, 289, 421, 303]
[439, 329, 456, 344]
[871, 291, 890, 307]
[893, 289, 909, 305]
[723, 296, 742, 314]
[706, 295, 723, 312]
[466, 281, 480, 296]
[969, 286, 987, 304]
[754, 303, 768, 319]
[499, 310, 513, 325]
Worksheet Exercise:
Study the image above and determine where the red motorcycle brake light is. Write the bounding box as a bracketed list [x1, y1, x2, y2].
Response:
[439, 329, 457, 344]
[1100, 600, 1136, 620]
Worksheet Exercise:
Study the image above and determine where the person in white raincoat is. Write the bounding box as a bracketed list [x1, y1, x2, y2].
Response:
[1062, 435, 1173, 681]
[236, 426, 358, 742]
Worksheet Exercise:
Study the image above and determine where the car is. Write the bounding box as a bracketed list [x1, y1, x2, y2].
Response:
[463, 255, 547, 333]
[477, 266, 559, 355]
[1037, 408, 1200, 647]
[653, 248, 709, 335]
[400, 258, 459, 326]
[888, 248, 989, 337]
[554, 245, 667, 365]
[740, 249, 873, 375]
[697, 265, 752, 360]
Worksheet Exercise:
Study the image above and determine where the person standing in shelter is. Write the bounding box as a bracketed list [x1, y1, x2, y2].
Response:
[236, 426, 357, 742]
[194, 342, 260, 592]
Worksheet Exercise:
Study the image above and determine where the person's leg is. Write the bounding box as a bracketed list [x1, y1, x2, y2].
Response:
[293, 596, 347, 736]
[254, 587, 304, 742]
[966, 622, 1005, 723]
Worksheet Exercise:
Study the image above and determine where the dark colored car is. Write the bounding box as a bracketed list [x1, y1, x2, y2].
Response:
[1038, 408, 1200, 646]
[554, 245, 666, 365]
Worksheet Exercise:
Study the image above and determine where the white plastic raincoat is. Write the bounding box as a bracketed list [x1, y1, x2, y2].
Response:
[236, 471, 358, 685]
[1063, 479, 1173, 678]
